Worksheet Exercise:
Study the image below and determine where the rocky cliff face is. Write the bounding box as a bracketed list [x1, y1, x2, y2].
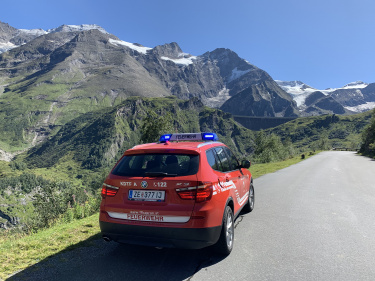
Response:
[221, 81, 299, 117]
[304, 92, 347, 115]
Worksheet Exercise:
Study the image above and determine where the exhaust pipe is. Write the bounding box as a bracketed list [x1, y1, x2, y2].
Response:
[102, 236, 112, 242]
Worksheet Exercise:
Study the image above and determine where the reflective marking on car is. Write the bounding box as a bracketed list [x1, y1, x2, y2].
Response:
[237, 193, 249, 206]
[107, 212, 190, 223]
[218, 181, 236, 192]
[196, 141, 223, 148]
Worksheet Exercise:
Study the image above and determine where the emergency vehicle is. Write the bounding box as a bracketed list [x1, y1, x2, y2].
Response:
[99, 133, 254, 255]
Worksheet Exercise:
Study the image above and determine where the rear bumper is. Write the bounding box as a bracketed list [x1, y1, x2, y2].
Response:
[100, 220, 222, 249]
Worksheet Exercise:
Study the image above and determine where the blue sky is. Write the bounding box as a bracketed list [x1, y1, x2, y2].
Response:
[1, 0, 374, 89]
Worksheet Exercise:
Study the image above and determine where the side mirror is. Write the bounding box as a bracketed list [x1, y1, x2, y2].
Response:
[241, 160, 251, 169]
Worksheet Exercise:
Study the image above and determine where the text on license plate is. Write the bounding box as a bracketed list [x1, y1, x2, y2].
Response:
[128, 190, 165, 201]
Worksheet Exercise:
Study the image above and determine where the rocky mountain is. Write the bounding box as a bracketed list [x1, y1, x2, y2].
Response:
[0, 21, 299, 153]
[303, 91, 348, 115]
[221, 80, 298, 117]
[277, 80, 375, 115]
[0, 21, 47, 52]
[0, 22, 107, 52]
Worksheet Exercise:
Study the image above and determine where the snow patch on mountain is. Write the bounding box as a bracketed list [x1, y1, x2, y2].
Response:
[203, 88, 231, 108]
[342, 81, 368, 89]
[47, 24, 108, 34]
[277, 80, 371, 107]
[228, 67, 251, 82]
[160, 54, 197, 65]
[345, 102, 375, 113]
[0, 42, 17, 53]
[276, 80, 319, 107]
[275, 80, 316, 96]
[19, 29, 47, 36]
[108, 39, 152, 54]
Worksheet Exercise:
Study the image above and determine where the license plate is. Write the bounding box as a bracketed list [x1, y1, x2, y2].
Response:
[128, 190, 165, 201]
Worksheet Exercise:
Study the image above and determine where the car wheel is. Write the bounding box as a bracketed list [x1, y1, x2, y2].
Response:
[243, 183, 255, 213]
[215, 205, 234, 255]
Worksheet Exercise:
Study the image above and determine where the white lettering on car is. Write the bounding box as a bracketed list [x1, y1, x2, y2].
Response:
[126, 214, 164, 222]
[218, 181, 236, 192]
[153, 182, 167, 188]
[107, 211, 190, 223]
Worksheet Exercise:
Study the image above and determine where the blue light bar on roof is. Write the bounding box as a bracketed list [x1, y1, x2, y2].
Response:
[159, 134, 172, 142]
[159, 133, 218, 142]
[202, 133, 218, 141]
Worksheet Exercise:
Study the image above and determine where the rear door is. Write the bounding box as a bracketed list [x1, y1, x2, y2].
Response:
[214, 147, 247, 210]
[103, 153, 199, 224]
[222, 147, 248, 207]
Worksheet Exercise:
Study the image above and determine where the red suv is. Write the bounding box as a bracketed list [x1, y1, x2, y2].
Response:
[99, 133, 254, 255]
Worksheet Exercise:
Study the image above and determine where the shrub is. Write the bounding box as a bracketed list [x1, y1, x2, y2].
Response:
[31, 182, 68, 230]
[253, 131, 295, 163]
[360, 110, 375, 157]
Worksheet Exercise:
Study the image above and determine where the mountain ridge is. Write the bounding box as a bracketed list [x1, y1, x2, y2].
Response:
[277, 80, 375, 115]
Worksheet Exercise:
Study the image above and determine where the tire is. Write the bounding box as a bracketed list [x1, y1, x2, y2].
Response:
[243, 183, 255, 213]
[214, 206, 234, 255]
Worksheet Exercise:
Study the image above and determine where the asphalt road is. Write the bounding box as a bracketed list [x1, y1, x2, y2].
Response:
[9, 151, 375, 281]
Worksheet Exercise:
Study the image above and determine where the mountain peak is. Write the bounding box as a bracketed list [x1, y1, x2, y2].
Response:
[206, 48, 240, 61]
[47, 24, 108, 34]
[150, 42, 183, 58]
[343, 81, 368, 89]
[276, 80, 313, 88]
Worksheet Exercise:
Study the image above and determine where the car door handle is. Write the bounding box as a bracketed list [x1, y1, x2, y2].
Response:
[219, 176, 230, 182]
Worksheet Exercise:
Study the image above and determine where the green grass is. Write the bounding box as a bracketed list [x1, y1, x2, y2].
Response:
[0, 214, 100, 280]
[250, 152, 317, 179]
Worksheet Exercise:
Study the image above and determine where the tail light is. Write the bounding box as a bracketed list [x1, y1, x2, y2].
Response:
[101, 183, 119, 199]
[176, 182, 213, 203]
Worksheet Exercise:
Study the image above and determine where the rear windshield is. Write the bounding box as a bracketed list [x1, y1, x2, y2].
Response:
[112, 154, 199, 177]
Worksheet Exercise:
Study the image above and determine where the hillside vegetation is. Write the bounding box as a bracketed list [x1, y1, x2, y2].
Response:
[23, 96, 256, 170]
[360, 109, 375, 158]
[266, 111, 373, 151]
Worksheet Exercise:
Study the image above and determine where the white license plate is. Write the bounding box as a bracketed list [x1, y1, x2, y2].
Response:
[128, 190, 165, 201]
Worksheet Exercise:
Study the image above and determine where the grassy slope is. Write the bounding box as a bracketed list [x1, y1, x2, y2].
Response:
[0, 215, 100, 280]
[0, 154, 315, 279]
[0, 68, 128, 151]
[250, 153, 316, 178]
[266, 112, 372, 151]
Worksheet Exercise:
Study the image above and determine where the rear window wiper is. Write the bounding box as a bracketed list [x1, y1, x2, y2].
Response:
[144, 172, 178, 177]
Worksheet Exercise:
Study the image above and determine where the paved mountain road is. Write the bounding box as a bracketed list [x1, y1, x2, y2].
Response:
[9, 151, 375, 281]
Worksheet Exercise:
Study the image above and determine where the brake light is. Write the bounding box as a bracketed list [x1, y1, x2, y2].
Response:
[176, 187, 196, 200]
[196, 183, 213, 202]
[176, 182, 213, 203]
[101, 183, 119, 199]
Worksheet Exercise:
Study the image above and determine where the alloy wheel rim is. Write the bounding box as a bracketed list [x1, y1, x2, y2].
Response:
[249, 186, 254, 209]
[226, 212, 233, 248]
